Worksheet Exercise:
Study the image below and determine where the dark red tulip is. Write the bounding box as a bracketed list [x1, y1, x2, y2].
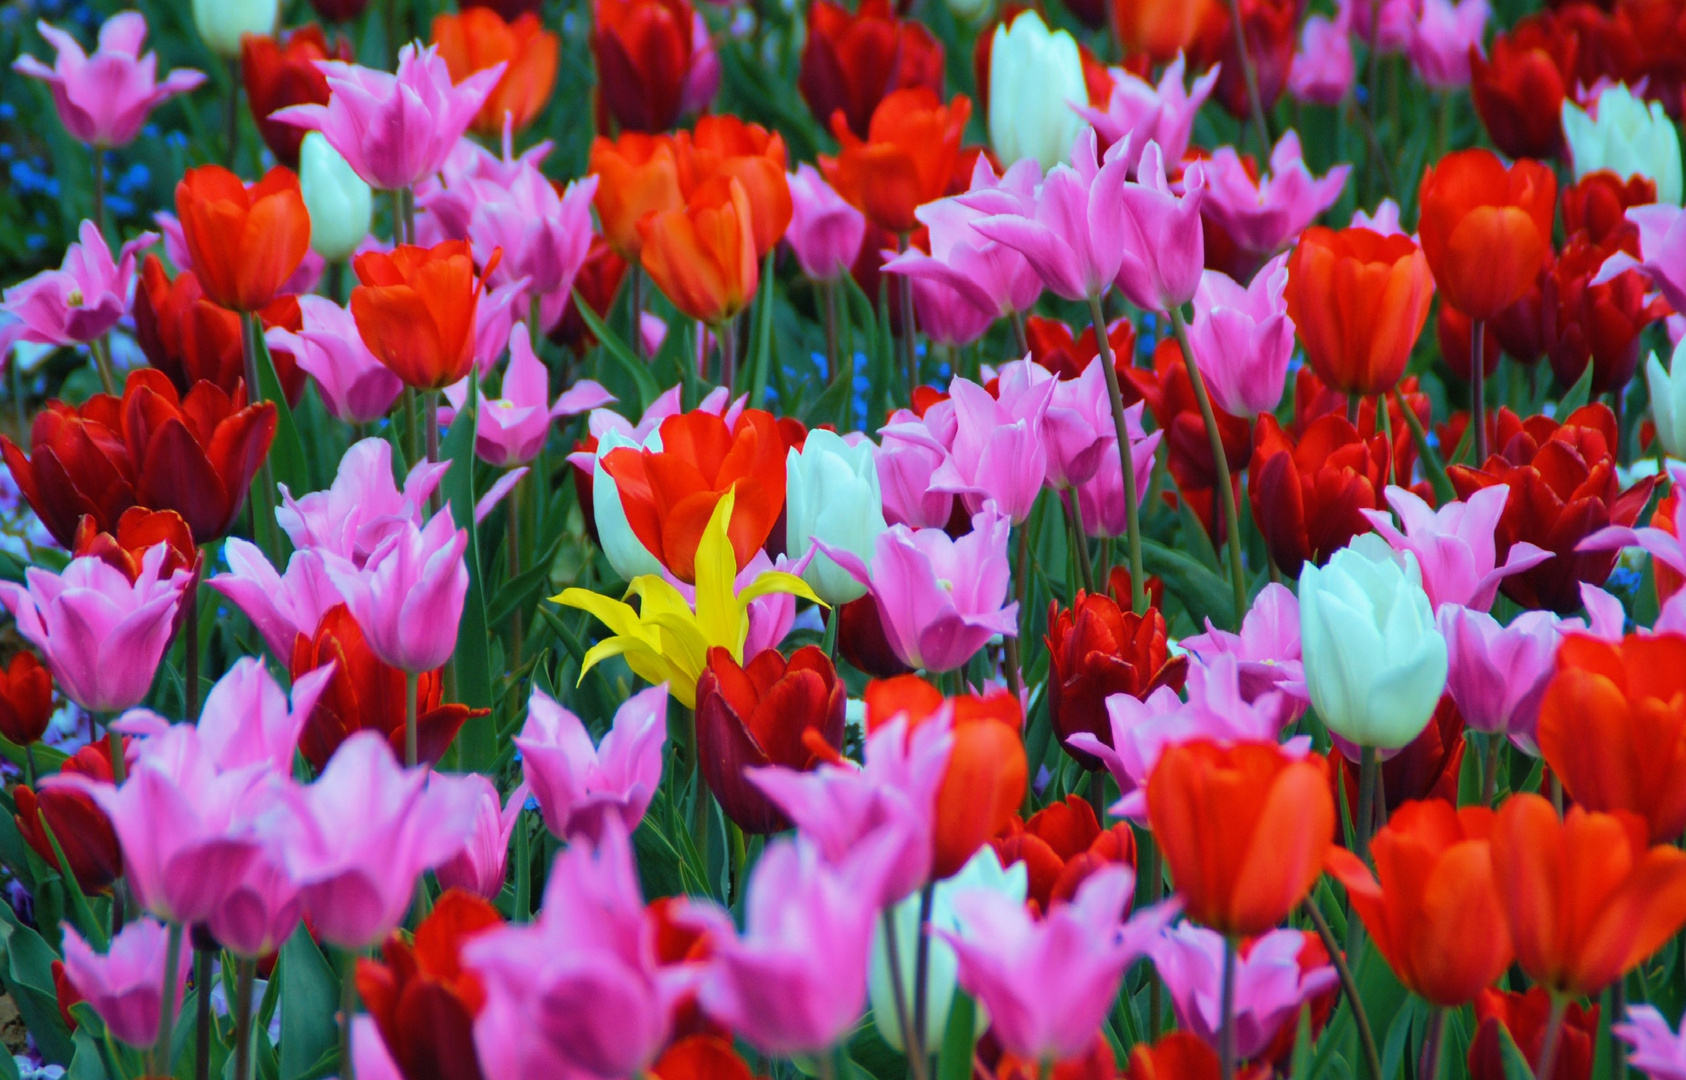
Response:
[1190, 0, 1299, 120]
[799, 0, 944, 140]
[1248, 413, 1389, 577]
[242, 26, 352, 169]
[1544, 232, 1668, 396]
[15, 739, 125, 894]
[461, 0, 543, 18]
[0, 651, 52, 747]
[1125, 337, 1250, 545]
[1470, 12, 1578, 160]
[1561, 170, 1656, 249]
[992, 795, 1138, 915]
[1438, 303, 1501, 382]
[1046, 591, 1187, 770]
[1292, 368, 1431, 490]
[307, 0, 369, 22]
[592, 0, 700, 133]
[1025, 315, 1136, 381]
[836, 595, 914, 678]
[1490, 274, 1551, 367]
[0, 392, 133, 548]
[549, 238, 629, 356]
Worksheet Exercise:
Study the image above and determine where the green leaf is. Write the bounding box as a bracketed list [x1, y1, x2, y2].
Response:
[0, 900, 75, 1064]
[486, 535, 564, 627]
[249, 318, 309, 499]
[747, 250, 777, 408]
[441, 377, 496, 771]
[573, 289, 661, 414]
[278, 925, 339, 1080]
[1497, 1018, 1538, 1080]
[938, 991, 978, 1080]
[1557, 358, 1596, 419]
[800, 367, 854, 427]
[1380, 997, 1420, 1080]
[1141, 539, 1236, 631]
[65, 1020, 112, 1080]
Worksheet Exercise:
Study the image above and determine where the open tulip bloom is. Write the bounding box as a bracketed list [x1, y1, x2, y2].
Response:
[17, 7, 1686, 1080]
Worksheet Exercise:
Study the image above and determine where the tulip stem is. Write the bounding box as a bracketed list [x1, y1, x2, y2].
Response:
[1219, 936, 1237, 1080]
[194, 944, 211, 1080]
[90, 149, 105, 240]
[1146, 836, 1163, 1040]
[1355, 745, 1378, 865]
[880, 910, 927, 1080]
[1538, 995, 1570, 1080]
[1169, 307, 1248, 626]
[629, 267, 646, 361]
[1004, 524, 1029, 705]
[1303, 899, 1383, 1080]
[821, 278, 843, 387]
[233, 956, 255, 1080]
[1480, 733, 1501, 806]
[513, 806, 531, 922]
[224, 58, 240, 170]
[89, 333, 118, 397]
[184, 578, 200, 721]
[1088, 295, 1146, 615]
[1614, 979, 1628, 1080]
[1224, 0, 1274, 157]
[240, 314, 281, 564]
[1420, 1007, 1447, 1080]
[719, 317, 737, 393]
[404, 671, 418, 769]
[1009, 309, 1030, 358]
[508, 477, 524, 667]
[339, 948, 358, 1080]
[424, 390, 441, 514]
[1471, 319, 1488, 464]
[1064, 492, 1095, 593]
[898, 234, 918, 398]
[106, 720, 125, 786]
[911, 882, 936, 1072]
[153, 921, 185, 1077]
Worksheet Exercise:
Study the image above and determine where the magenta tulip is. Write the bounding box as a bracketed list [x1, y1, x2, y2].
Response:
[60, 918, 191, 1047]
[1288, 13, 1357, 106]
[1150, 923, 1338, 1058]
[786, 163, 867, 282]
[266, 296, 404, 426]
[517, 684, 666, 843]
[1073, 402, 1160, 537]
[1112, 140, 1208, 314]
[435, 775, 528, 901]
[1361, 484, 1551, 612]
[278, 438, 448, 566]
[1, 222, 156, 348]
[1073, 55, 1218, 176]
[1188, 253, 1297, 418]
[1438, 606, 1572, 753]
[323, 507, 468, 674]
[209, 541, 342, 663]
[929, 375, 1053, 523]
[1200, 133, 1349, 274]
[208, 855, 302, 960]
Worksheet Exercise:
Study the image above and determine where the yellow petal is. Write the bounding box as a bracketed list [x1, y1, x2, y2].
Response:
[694, 488, 742, 651]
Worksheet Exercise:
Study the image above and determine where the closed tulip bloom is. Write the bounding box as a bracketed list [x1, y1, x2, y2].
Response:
[821, 88, 972, 236]
[1537, 633, 1686, 844]
[930, 689, 1030, 879]
[1149, 925, 1338, 1059]
[1285, 226, 1435, 395]
[1074, 55, 1219, 176]
[324, 507, 468, 674]
[1469, 13, 1575, 161]
[675, 115, 793, 258]
[59, 919, 189, 1048]
[592, 0, 700, 133]
[432, 8, 558, 136]
[786, 163, 867, 281]
[16, 740, 124, 894]
[589, 133, 684, 261]
[1470, 989, 1600, 1080]
[274, 45, 502, 191]
[1112, 141, 1207, 313]
[1288, 12, 1356, 106]
[241, 27, 349, 168]
[786, 429, 887, 605]
[192, 0, 276, 56]
[1, 221, 155, 349]
[0, 652, 52, 747]
[1491, 795, 1686, 998]
[1417, 149, 1556, 322]
[298, 133, 373, 263]
[268, 293, 400, 424]
[799, 0, 945, 140]
[1362, 484, 1550, 612]
[1047, 592, 1188, 770]
[940, 866, 1176, 1062]
[992, 797, 1137, 915]
[638, 177, 759, 325]
[1189, 254, 1295, 417]
[1407, 0, 1489, 90]
[436, 776, 528, 901]
[175, 165, 310, 314]
[1180, 583, 1307, 719]
[1545, 232, 1668, 396]
[517, 683, 666, 843]
[1327, 800, 1512, 1005]
[987, 12, 1086, 172]
[1249, 414, 1390, 576]
[1564, 85, 1683, 206]
[12, 12, 205, 148]
[351, 241, 494, 391]
[1112, 0, 1210, 63]
[1200, 133, 1349, 280]
[130, 256, 298, 403]
[1440, 608, 1567, 751]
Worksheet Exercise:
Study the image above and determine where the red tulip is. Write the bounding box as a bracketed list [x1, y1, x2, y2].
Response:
[433, 8, 559, 136]
[1544, 232, 1668, 395]
[72, 507, 200, 586]
[991, 795, 1138, 915]
[1046, 591, 1187, 770]
[175, 165, 311, 314]
[1330, 695, 1466, 819]
[820, 88, 972, 236]
[242, 26, 351, 169]
[0, 392, 133, 547]
[835, 595, 914, 678]
[1470, 12, 1578, 160]
[1468, 989, 1598, 1080]
[15, 738, 125, 894]
[1025, 315, 1136, 382]
[798, 0, 944, 140]
[350, 241, 496, 391]
[592, 0, 699, 133]
[1418, 150, 1557, 323]
[1189, 0, 1298, 120]
[1248, 413, 1389, 576]
[1125, 337, 1250, 545]
[1285, 226, 1436, 397]
[0, 651, 52, 747]
[1291, 368, 1432, 491]
[1561, 171, 1657, 249]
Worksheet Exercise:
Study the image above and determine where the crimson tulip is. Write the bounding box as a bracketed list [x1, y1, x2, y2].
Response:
[15, 738, 124, 894]
[1046, 591, 1187, 770]
[241, 26, 351, 169]
[1248, 413, 1390, 576]
[798, 0, 944, 140]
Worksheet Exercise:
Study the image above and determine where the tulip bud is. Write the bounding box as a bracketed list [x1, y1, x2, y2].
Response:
[945, 0, 990, 22]
[193, 0, 278, 57]
[1562, 85, 1684, 207]
[986, 12, 1086, 173]
[1649, 339, 1686, 461]
[299, 132, 373, 264]
[786, 429, 888, 606]
[1299, 535, 1448, 750]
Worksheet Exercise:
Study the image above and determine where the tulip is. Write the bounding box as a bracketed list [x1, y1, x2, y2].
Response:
[275, 437, 447, 564]
[785, 429, 887, 605]
[0, 652, 52, 747]
[436, 776, 528, 901]
[592, 0, 702, 133]
[272, 732, 480, 949]
[1417, 149, 1556, 324]
[1546, 233, 1669, 396]
[1249, 414, 1389, 576]
[1491, 795, 1686, 998]
[1127, 1033, 1234, 1080]
[432, 8, 558, 136]
[175, 655, 332, 774]
[929, 375, 1053, 524]
[174, 165, 310, 314]
[939, 866, 1175, 1062]
[1617, 1007, 1686, 1080]
[265, 294, 398, 425]
[1190, 0, 1299, 121]
[674, 115, 793, 258]
[1074, 55, 1219, 175]
[1112, 0, 1210, 64]
[1124, 337, 1250, 544]
[358, 890, 503, 1080]
[1328, 800, 1512, 1004]
[1188, 254, 1295, 418]
[323, 507, 468, 675]
[1439, 607, 1568, 754]
[798, 0, 946, 140]
[192, 0, 276, 56]
[1329, 693, 1466, 815]
[1149, 925, 1338, 1059]
[1564, 85, 1683, 206]
[992, 797, 1138, 914]
[1597, 204, 1686, 317]
[786, 164, 868, 281]
[1284, 226, 1436, 396]
[1288, 12, 1355, 106]
[1047, 592, 1188, 770]
[1074, 403, 1163, 538]
[1470, 12, 1575, 160]
[1650, 342, 1686, 462]
[986, 12, 1086, 172]
[351, 241, 494, 391]
[298, 133, 373, 264]
[821, 88, 972, 236]
[589, 134, 684, 261]
[1179, 583, 1307, 719]
[1363, 485, 1539, 612]
[820, 507, 1019, 673]
[130, 257, 308, 404]
[12, 12, 206, 148]
[637, 177, 759, 326]
[274, 45, 503, 191]
[516, 683, 665, 842]
[59, 919, 190, 1048]
[458, 166, 597, 332]
[15, 739, 124, 893]
[1200, 133, 1349, 281]
[1, 221, 156, 348]
[241, 27, 349, 168]
[1470, 989, 1600, 1080]
[1407, 0, 1490, 90]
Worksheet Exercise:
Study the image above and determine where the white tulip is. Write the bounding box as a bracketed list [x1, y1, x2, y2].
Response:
[193, 0, 278, 57]
[1299, 534, 1449, 749]
[299, 133, 372, 264]
[987, 12, 1087, 173]
[593, 429, 666, 582]
[1649, 338, 1686, 460]
[1562, 84, 1684, 206]
[786, 429, 888, 606]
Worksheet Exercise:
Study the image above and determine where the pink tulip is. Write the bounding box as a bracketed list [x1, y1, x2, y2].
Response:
[352, 1016, 403, 1080]
[883, 157, 1045, 320]
[436, 775, 528, 901]
[939, 866, 1177, 1062]
[267, 296, 403, 426]
[1189, 254, 1296, 417]
[209, 541, 342, 662]
[274, 44, 503, 191]
[1200, 133, 1350, 273]
[1617, 1006, 1686, 1080]
[1034, 359, 1115, 490]
[461, 165, 598, 331]
[1, 222, 155, 347]
[1073, 403, 1160, 537]
[681, 10, 720, 115]
[456, 324, 614, 467]
[970, 127, 1133, 302]
[690, 833, 902, 1055]
[1583, 462, 1686, 584]
[277, 438, 449, 566]
[1179, 582, 1308, 720]
[60, 919, 190, 1047]
[118, 657, 332, 775]
[472, 276, 532, 374]
[323, 506, 468, 674]
[1597, 206, 1686, 315]
[1361, 484, 1551, 611]
[876, 422, 960, 530]
[750, 712, 954, 906]
[1352, 198, 1406, 236]
[819, 507, 1019, 673]
[12, 12, 205, 148]
[209, 856, 302, 960]
[1288, 12, 1356, 106]
[1439, 606, 1575, 752]
[909, 276, 995, 347]
[1073, 55, 1219, 175]
[1407, 0, 1489, 90]
[930, 376, 1054, 522]
[1343, 0, 1420, 53]
[1580, 582, 1630, 642]
[270, 732, 480, 949]
[465, 820, 692, 1080]
[517, 684, 666, 843]
[1150, 924, 1339, 1059]
[786, 163, 867, 281]
[0, 545, 187, 713]
[1113, 141, 1208, 314]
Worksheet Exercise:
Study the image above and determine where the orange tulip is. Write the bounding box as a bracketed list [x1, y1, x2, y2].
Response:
[1417, 149, 1557, 322]
[590, 133, 685, 260]
[1326, 800, 1512, 1006]
[637, 177, 759, 325]
[174, 165, 311, 314]
[1285, 226, 1436, 397]
[820, 87, 972, 235]
[1112, 0, 1212, 64]
[676, 115, 793, 257]
[432, 8, 559, 136]
[350, 241, 497, 391]
[1537, 633, 1686, 845]
[1489, 795, 1686, 998]
[1145, 739, 1334, 937]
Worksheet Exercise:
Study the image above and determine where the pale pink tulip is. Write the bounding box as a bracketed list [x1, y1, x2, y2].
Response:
[1189, 254, 1296, 417]
[1073, 55, 1219, 174]
[786, 163, 867, 281]
[883, 157, 1044, 319]
[1439, 606, 1577, 752]
[1288, 12, 1355, 106]
[1408, 0, 1489, 90]
[1114, 141, 1208, 314]
[1617, 1006, 1686, 1080]
[60, 919, 190, 1047]
[277, 438, 449, 566]
[1361, 484, 1551, 611]
[1596, 205, 1686, 315]
[209, 541, 342, 662]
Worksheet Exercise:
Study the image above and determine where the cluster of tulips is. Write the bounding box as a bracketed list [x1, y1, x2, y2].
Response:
[9, 0, 1686, 1079]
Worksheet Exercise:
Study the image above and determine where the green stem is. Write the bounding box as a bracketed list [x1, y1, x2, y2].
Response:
[339, 949, 358, 1080]
[184, 578, 200, 721]
[1003, 523, 1029, 704]
[718, 317, 738, 394]
[1065, 491, 1095, 593]
[1421, 1007, 1447, 1080]
[911, 883, 935, 1070]
[153, 922, 185, 1075]
[194, 944, 212, 1080]
[89, 334, 118, 396]
[823, 278, 843, 387]
[880, 909, 925, 1080]
[1304, 899, 1382, 1080]
[404, 671, 418, 770]
[1089, 295, 1146, 614]
[240, 314, 280, 564]
[1220, 936, 1238, 1080]
[1224, 0, 1273, 155]
[1009, 308, 1030, 357]
[233, 956, 255, 1080]
[424, 389, 440, 514]
[1169, 307, 1247, 624]
[898, 234, 918, 398]
[91, 149, 105, 240]
[512, 806, 530, 922]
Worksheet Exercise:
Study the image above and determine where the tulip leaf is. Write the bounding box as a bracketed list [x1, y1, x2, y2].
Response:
[800, 365, 854, 427]
[1380, 997, 1420, 1080]
[573, 288, 661, 415]
[248, 322, 310, 501]
[486, 534, 565, 627]
[1141, 539, 1237, 632]
[937, 992, 978, 1080]
[1496, 1020, 1538, 1080]
[1557, 358, 1596, 419]
[0, 901, 74, 1065]
[277, 924, 338, 1080]
[441, 379, 497, 771]
[747, 250, 777, 409]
